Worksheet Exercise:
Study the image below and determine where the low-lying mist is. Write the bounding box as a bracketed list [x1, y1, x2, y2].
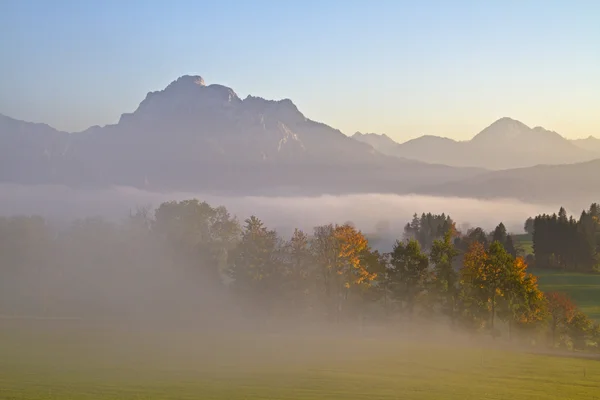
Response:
[0, 184, 565, 235]
[0, 183, 589, 365]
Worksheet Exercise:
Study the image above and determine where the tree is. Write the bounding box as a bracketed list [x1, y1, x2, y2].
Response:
[532, 203, 600, 272]
[389, 239, 430, 316]
[403, 214, 420, 240]
[545, 291, 576, 346]
[524, 217, 535, 235]
[567, 311, 594, 350]
[153, 200, 240, 281]
[492, 223, 508, 245]
[430, 230, 459, 323]
[497, 257, 545, 339]
[505, 235, 517, 258]
[404, 213, 455, 250]
[282, 229, 314, 313]
[461, 241, 513, 333]
[228, 216, 283, 313]
[311, 223, 377, 320]
[455, 227, 488, 253]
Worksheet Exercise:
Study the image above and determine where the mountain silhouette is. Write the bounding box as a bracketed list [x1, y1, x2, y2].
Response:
[352, 117, 600, 170]
[0, 76, 482, 195]
[571, 136, 600, 153]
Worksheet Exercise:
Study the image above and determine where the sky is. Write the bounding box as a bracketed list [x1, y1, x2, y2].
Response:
[0, 0, 598, 141]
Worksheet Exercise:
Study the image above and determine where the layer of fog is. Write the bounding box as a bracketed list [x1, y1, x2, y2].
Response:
[0, 183, 573, 360]
[0, 183, 566, 236]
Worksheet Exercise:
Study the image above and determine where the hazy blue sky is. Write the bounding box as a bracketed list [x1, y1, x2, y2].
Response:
[1, 0, 598, 141]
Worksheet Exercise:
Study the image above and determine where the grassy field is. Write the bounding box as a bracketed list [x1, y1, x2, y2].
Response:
[534, 269, 600, 321]
[1, 320, 599, 400]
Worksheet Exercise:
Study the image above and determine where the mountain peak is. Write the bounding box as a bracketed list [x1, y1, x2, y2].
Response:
[490, 117, 529, 130]
[242, 95, 305, 124]
[122, 75, 241, 124]
[167, 75, 206, 88]
[353, 132, 391, 140]
[471, 117, 531, 143]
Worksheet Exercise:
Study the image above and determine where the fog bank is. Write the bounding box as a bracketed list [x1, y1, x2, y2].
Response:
[0, 184, 566, 235]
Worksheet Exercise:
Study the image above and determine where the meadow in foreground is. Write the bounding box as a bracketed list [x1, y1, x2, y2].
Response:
[1, 320, 599, 400]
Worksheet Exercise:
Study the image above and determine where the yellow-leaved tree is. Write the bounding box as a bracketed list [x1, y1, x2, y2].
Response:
[312, 223, 377, 320]
[498, 256, 546, 340]
[461, 241, 545, 339]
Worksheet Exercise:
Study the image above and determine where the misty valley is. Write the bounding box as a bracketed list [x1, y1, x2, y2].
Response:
[1, 196, 600, 399]
[2, 40, 600, 398]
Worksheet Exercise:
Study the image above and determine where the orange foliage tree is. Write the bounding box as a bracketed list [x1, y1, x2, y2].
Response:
[460, 241, 544, 337]
[545, 291, 576, 346]
[498, 256, 546, 338]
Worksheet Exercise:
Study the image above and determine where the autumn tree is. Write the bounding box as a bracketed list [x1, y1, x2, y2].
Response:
[311, 223, 377, 320]
[545, 291, 576, 346]
[461, 241, 514, 333]
[497, 257, 545, 339]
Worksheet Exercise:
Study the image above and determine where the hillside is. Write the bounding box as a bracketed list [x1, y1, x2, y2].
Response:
[420, 158, 600, 208]
[0, 76, 482, 195]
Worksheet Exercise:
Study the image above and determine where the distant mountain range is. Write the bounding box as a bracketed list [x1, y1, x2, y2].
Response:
[571, 136, 600, 154]
[0, 75, 481, 195]
[1, 75, 598, 207]
[353, 119, 600, 170]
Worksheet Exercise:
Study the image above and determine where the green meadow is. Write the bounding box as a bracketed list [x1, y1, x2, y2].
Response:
[1, 320, 599, 400]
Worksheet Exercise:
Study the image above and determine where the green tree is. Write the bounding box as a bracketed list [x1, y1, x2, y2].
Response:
[492, 223, 508, 245]
[389, 239, 430, 316]
[567, 310, 594, 350]
[154, 199, 240, 281]
[282, 228, 314, 313]
[430, 230, 459, 323]
[505, 235, 517, 258]
[228, 216, 282, 314]
[524, 217, 535, 235]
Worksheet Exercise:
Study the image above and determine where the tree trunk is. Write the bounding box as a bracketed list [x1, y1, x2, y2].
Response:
[490, 293, 496, 332]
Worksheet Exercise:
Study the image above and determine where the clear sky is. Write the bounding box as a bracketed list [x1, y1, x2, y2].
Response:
[1, 0, 598, 141]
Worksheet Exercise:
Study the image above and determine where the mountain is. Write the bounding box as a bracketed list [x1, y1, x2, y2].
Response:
[0, 113, 71, 184]
[571, 136, 600, 153]
[420, 158, 600, 209]
[351, 132, 399, 156]
[352, 118, 599, 170]
[0, 75, 483, 195]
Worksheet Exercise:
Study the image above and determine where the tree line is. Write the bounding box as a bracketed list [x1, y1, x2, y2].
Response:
[525, 204, 600, 272]
[0, 199, 598, 351]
